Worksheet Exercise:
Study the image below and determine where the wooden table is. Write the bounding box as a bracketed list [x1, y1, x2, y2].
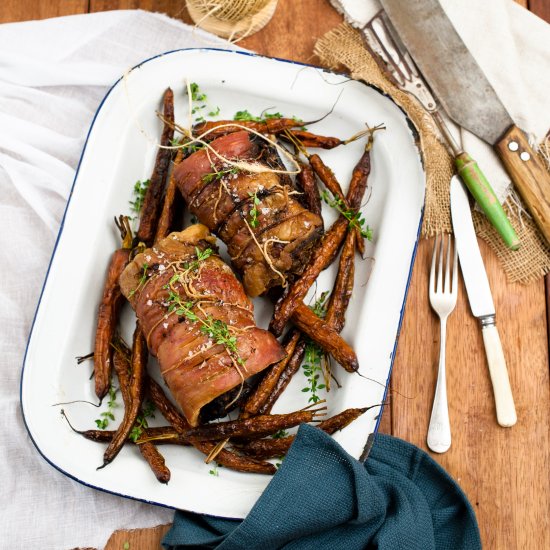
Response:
[4, 1, 549, 548]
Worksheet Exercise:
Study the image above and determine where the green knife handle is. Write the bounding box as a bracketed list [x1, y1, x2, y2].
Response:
[455, 152, 520, 250]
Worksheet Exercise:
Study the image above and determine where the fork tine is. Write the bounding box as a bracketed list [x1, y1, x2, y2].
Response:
[452, 236, 458, 296]
[430, 236, 438, 294]
[437, 235, 444, 294]
[444, 235, 452, 294]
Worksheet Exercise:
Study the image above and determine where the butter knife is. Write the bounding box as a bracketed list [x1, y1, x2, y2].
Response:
[450, 176, 517, 427]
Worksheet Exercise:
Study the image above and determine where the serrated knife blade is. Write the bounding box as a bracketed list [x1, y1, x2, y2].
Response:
[450, 176, 517, 427]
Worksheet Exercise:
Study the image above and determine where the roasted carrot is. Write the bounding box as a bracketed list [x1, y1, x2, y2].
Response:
[236, 407, 369, 458]
[155, 148, 184, 242]
[138, 442, 171, 484]
[287, 130, 342, 149]
[100, 324, 147, 467]
[79, 425, 185, 444]
[136, 87, 175, 246]
[270, 128, 381, 336]
[240, 330, 301, 419]
[258, 340, 307, 415]
[93, 216, 132, 399]
[112, 338, 171, 482]
[295, 160, 322, 218]
[182, 409, 324, 442]
[291, 303, 358, 373]
[193, 117, 305, 140]
[325, 229, 356, 334]
[270, 217, 348, 336]
[147, 375, 276, 474]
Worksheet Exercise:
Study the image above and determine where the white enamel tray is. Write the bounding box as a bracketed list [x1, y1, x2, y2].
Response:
[21, 49, 424, 518]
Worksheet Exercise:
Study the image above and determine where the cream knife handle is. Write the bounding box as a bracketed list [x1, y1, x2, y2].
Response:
[481, 322, 517, 427]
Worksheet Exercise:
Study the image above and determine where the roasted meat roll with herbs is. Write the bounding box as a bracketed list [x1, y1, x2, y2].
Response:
[173, 130, 324, 297]
[119, 224, 285, 426]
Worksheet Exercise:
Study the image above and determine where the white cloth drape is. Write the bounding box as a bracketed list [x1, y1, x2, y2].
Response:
[0, 10, 237, 550]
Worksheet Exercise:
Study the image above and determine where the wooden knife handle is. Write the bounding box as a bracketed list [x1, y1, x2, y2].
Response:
[495, 125, 550, 245]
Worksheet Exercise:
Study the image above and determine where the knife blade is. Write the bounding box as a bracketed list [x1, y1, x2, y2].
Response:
[379, 0, 550, 246]
[359, 9, 519, 250]
[450, 176, 517, 427]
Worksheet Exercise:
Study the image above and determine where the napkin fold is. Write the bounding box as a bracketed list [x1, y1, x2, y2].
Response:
[163, 425, 481, 550]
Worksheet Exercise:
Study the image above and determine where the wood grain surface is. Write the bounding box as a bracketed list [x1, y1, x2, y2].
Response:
[2, 1, 549, 549]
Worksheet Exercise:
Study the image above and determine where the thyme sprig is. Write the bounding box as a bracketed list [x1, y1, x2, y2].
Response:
[188, 82, 219, 123]
[233, 109, 283, 122]
[129, 400, 156, 442]
[129, 179, 151, 216]
[95, 384, 118, 429]
[165, 290, 245, 367]
[184, 247, 214, 272]
[128, 262, 149, 298]
[321, 190, 372, 240]
[271, 429, 289, 439]
[301, 292, 330, 404]
[248, 191, 261, 228]
[202, 166, 240, 185]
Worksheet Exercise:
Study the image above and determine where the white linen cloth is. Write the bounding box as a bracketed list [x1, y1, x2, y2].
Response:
[0, 10, 238, 550]
[330, 0, 550, 203]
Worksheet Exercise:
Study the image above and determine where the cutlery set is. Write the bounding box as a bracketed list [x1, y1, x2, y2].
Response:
[338, 0, 531, 450]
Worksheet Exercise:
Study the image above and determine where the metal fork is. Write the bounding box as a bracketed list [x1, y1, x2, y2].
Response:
[362, 11, 462, 157]
[427, 235, 458, 454]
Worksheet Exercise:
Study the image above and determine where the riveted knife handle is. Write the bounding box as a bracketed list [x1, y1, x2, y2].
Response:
[455, 153, 520, 250]
[481, 324, 517, 427]
[495, 125, 550, 246]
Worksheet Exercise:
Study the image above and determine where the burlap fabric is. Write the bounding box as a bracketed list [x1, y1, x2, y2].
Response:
[186, 0, 277, 40]
[315, 23, 550, 284]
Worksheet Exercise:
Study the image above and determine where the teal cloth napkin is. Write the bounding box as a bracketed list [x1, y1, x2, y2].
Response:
[163, 424, 481, 550]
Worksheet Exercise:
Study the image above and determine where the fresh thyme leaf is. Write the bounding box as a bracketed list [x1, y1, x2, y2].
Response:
[202, 166, 240, 185]
[129, 400, 156, 442]
[233, 109, 286, 123]
[95, 383, 118, 430]
[208, 106, 220, 117]
[248, 191, 261, 228]
[320, 191, 372, 240]
[301, 292, 330, 404]
[271, 429, 289, 439]
[234, 109, 261, 122]
[128, 263, 149, 298]
[189, 82, 207, 102]
[129, 179, 151, 216]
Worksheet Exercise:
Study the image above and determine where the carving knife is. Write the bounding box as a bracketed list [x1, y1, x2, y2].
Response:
[379, 0, 550, 246]
[450, 176, 517, 427]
